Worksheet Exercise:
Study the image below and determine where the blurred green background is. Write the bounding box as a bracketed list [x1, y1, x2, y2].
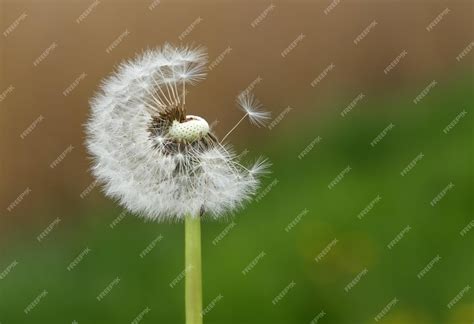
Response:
[1, 73, 472, 323]
[1, 0, 473, 323]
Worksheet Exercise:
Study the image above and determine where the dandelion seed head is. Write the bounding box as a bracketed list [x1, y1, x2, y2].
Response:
[85, 44, 268, 222]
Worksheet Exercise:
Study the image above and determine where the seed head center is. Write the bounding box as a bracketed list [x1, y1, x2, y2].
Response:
[168, 115, 210, 142]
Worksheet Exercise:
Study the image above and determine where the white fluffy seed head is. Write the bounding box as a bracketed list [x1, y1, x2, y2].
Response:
[85, 44, 269, 222]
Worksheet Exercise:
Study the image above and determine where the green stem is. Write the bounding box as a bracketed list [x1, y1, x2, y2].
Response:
[185, 215, 203, 324]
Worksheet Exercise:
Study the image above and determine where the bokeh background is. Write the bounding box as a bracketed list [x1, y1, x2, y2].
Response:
[0, 0, 473, 323]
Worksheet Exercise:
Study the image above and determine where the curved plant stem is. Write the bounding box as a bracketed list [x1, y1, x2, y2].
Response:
[185, 215, 203, 324]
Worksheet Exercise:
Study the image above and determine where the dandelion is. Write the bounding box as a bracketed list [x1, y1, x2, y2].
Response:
[85, 44, 270, 324]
